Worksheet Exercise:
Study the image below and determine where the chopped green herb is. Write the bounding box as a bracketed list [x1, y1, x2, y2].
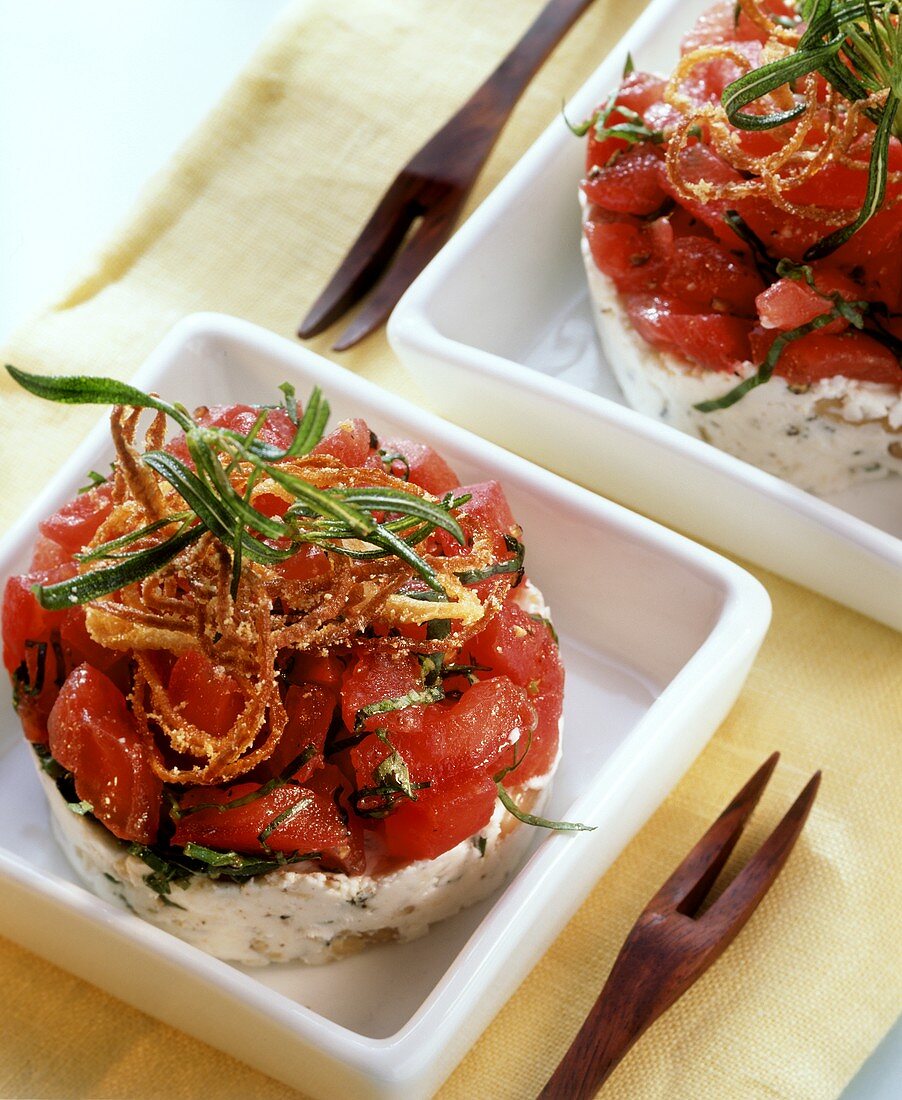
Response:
[495, 784, 595, 833]
[77, 469, 109, 494]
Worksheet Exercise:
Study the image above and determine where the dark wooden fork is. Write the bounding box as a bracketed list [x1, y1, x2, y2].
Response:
[297, 0, 596, 350]
[538, 753, 821, 1098]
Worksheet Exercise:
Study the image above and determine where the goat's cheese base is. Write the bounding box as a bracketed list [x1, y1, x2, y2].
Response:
[581, 210, 902, 495]
[37, 582, 560, 966]
[40, 764, 550, 966]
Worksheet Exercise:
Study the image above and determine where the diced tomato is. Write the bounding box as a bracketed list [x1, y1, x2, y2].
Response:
[453, 480, 518, 538]
[662, 237, 764, 316]
[625, 295, 753, 370]
[430, 480, 522, 578]
[680, 0, 771, 52]
[288, 650, 345, 691]
[29, 534, 72, 571]
[38, 484, 113, 558]
[167, 404, 297, 464]
[424, 676, 536, 781]
[756, 271, 863, 334]
[582, 148, 668, 216]
[272, 545, 332, 584]
[2, 567, 72, 676]
[750, 328, 902, 386]
[312, 418, 372, 467]
[429, 480, 524, 600]
[614, 70, 669, 116]
[678, 49, 761, 107]
[379, 775, 497, 862]
[584, 210, 674, 294]
[172, 764, 364, 873]
[658, 145, 745, 243]
[47, 665, 162, 843]
[250, 681, 335, 783]
[364, 437, 460, 494]
[167, 651, 245, 737]
[350, 675, 536, 861]
[786, 156, 902, 211]
[832, 207, 902, 309]
[732, 197, 825, 263]
[59, 607, 123, 675]
[341, 649, 429, 738]
[2, 565, 78, 741]
[350, 676, 535, 800]
[467, 601, 563, 783]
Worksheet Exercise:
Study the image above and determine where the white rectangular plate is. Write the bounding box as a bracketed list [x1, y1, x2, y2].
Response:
[388, 0, 902, 633]
[0, 314, 769, 1099]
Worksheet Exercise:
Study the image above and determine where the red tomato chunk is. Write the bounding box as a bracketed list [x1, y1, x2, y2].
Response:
[48, 665, 162, 844]
[173, 765, 364, 873]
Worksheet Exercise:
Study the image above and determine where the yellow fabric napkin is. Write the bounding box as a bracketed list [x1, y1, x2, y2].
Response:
[1, 1, 900, 1097]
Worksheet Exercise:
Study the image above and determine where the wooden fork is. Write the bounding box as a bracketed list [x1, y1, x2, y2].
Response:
[538, 753, 821, 1098]
[298, 0, 596, 350]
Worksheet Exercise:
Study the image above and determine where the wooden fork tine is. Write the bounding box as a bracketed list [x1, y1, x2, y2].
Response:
[331, 190, 466, 350]
[702, 770, 821, 933]
[651, 751, 780, 917]
[297, 171, 422, 339]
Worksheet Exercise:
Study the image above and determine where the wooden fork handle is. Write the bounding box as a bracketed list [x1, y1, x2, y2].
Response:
[537, 920, 686, 1099]
[410, 0, 597, 182]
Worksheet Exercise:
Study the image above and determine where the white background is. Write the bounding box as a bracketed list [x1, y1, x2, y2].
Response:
[0, 2, 898, 1096]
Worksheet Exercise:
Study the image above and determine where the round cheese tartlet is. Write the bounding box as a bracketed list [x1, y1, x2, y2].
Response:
[576, 0, 902, 496]
[3, 375, 569, 966]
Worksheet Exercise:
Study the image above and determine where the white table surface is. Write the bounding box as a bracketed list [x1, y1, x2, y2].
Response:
[0, 2, 898, 1097]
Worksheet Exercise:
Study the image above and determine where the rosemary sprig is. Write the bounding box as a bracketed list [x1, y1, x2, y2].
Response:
[6, 368, 468, 606]
[34, 523, 204, 611]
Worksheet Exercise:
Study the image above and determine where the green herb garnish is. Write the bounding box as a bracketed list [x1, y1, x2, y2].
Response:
[6, 367, 469, 608]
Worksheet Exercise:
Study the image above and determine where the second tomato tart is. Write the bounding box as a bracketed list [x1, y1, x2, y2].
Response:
[577, 0, 902, 494]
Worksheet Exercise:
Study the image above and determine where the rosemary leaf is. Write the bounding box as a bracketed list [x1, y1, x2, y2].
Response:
[33, 525, 203, 610]
[805, 89, 899, 258]
[5, 366, 193, 430]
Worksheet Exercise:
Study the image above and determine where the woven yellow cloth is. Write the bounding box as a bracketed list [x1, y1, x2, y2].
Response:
[1, 1, 900, 1096]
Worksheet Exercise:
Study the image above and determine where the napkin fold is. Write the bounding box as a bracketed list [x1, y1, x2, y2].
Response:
[1, 1, 900, 1097]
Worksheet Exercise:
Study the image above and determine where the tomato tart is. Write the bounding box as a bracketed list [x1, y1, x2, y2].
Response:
[578, 0, 902, 494]
[2, 368, 580, 964]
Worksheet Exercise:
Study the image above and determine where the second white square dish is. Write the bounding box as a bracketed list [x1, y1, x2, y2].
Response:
[388, 0, 902, 632]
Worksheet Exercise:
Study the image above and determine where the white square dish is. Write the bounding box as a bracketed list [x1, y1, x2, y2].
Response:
[0, 314, 769, 1099]
[388, 0, 902, 634]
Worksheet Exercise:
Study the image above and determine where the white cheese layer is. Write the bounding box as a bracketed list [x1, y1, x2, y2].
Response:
[40, 765, 549, 966]
[580, 211, 902, 495]
[38, 582, 561, 966]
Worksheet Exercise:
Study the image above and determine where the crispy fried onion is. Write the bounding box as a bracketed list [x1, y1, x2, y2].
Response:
[78, 409, 518, 783]
[663, 1, 902, 226]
